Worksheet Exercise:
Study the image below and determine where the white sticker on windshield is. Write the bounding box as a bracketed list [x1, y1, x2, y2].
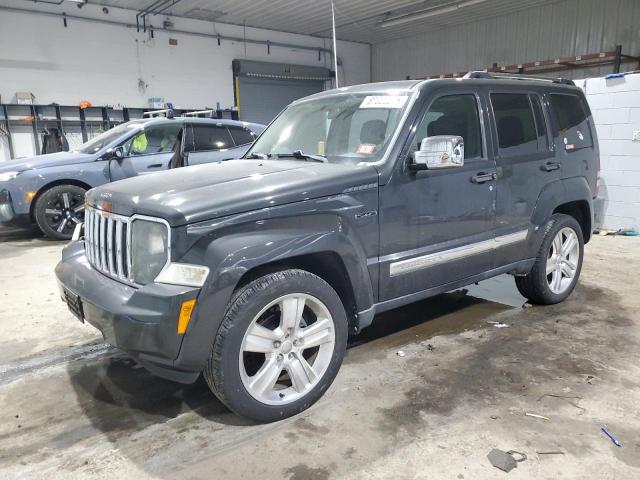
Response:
[360, 95, 408, 109]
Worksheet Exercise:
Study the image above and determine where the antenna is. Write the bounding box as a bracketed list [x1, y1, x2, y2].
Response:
[331, 1, 339, 88]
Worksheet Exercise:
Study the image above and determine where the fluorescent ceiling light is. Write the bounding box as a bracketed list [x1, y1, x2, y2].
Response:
[380, 0, 489, 28]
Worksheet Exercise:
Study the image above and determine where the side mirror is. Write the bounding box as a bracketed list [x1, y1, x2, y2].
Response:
[104, 146, 124, 160]
[410, 135, 464, 171]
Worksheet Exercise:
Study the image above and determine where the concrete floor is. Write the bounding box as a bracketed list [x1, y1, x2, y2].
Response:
[0, 225, 639, 479]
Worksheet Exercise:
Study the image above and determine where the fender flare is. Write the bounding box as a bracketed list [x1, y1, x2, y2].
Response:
[173, 216, 375, 371]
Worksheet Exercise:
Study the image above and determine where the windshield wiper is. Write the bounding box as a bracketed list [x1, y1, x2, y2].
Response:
[277, 150, 328, 163]
[246, 152, 270, 159]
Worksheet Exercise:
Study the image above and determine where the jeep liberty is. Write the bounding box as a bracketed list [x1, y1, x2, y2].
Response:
[56, 73, 598, 422]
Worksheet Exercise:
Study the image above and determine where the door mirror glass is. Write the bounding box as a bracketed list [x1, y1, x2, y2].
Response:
[412, 135, 464, 169]
[103, 145, 124, 160]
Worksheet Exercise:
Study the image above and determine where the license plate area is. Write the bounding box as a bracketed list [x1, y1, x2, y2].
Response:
[63, 289, 85, 322]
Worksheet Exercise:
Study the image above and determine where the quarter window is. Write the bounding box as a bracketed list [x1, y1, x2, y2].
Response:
[491, 93, 540, 156]
[414, 94, 482, 159]
[550, 94, 593, 151]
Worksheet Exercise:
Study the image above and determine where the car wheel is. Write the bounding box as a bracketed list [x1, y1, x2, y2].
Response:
[34, 185, 86, 240]
[204, 269, 348, 422]
[515, 213, 584, 305]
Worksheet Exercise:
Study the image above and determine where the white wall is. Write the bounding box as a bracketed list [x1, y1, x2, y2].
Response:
[0, 2, 370, 110]
[577, 73, 640, 232]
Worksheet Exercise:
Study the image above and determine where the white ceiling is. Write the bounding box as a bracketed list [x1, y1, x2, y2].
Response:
[81, 0, 559, 44]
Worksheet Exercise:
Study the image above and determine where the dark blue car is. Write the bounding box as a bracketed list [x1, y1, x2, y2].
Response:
[0, 116, 264, 239]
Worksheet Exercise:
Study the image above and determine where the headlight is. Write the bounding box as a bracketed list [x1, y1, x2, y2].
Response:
[0, 171, 20, 182]
[130, 219, 169, 285]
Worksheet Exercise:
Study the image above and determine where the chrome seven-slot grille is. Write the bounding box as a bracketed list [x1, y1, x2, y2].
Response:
[84, 205, 132, 283]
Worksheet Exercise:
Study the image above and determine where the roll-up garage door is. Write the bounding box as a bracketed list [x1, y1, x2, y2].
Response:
[233, 60, 333, 125]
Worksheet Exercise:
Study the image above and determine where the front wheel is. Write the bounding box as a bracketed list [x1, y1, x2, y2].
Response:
[204, 269, 348, 422]
[515, 213, 584, 304]
[33, 184, 86, 240]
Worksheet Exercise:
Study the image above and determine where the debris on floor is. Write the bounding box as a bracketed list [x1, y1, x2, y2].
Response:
[487, 449, 527, 473]
[525, 412, 550, 421]
[536, 450, 565, 456]
[396, 350, 405, 357]
[601, 426, 622, 447]
[522, 303, 533, 309]
[487, 321, 510, 328]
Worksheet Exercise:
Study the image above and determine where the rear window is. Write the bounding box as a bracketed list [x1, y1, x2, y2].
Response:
[549, 94, 593, 151]
[491, 93, 542, 156]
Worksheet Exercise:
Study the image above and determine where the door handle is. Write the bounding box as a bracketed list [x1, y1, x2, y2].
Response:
[147, 163, 163, 169]
[541, 162, 561, 172]
[471, 172, 496, 184]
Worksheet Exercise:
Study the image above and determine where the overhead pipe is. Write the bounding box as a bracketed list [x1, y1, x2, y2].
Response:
[0, 5, 342, 66]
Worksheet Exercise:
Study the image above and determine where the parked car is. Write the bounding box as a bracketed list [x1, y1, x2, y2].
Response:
[56, 74, 598, 422]
[0, 117, 264, 239]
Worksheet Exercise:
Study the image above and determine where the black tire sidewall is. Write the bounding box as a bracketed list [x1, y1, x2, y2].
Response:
[533, 214, 584, 304]
[210, 270, 348, 422]
[34, 185, 86, 240]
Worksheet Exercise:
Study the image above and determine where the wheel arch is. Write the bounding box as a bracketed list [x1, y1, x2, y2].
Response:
[531, 176, 594, 246]
[553, 200, 591, 243]
[235, 251, 360, 335]
[29, 179, 92, 221]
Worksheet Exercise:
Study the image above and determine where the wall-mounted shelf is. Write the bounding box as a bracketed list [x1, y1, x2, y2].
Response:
[414, 44, 639, 80]
[0, 104, 239, 160]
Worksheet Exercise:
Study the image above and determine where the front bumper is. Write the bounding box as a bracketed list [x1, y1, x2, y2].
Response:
[55, 241, 201, 383]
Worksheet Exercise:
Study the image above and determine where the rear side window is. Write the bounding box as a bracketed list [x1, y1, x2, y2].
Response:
[189, 125, 233, 152]
[491, 93, 541, 156]
[228, 126, 256, 146]
[549, 94, 593, 151]
[414, 94, 483, 159]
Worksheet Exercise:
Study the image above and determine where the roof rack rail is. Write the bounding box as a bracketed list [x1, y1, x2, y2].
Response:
[182, 109, 216, 117]
[463, 71, 575, 86]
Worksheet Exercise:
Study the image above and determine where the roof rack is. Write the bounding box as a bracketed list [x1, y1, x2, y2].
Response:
[463, 71, 575, 85]
[143, 108, 175, 118]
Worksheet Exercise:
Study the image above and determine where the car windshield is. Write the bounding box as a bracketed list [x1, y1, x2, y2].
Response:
[246, 92, 412, 163]
[74, 120, 146, 154]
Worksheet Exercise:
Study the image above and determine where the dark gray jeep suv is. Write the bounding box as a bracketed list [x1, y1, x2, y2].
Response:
[56, 73, 598, 422]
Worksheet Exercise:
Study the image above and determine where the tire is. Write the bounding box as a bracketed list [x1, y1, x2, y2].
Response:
[34, 184, 86, 240]
[515, 213, 584, 305]
[204, 269, 348, 422]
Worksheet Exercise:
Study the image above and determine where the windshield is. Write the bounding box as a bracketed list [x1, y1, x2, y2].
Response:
[246, 93, 411, 163]
[74, 120, 146, 154]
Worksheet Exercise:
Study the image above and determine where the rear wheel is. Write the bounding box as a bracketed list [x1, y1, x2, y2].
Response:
[515, 214, 584, 304]
[34, 185, 86, 240]
[204, 269, 348, 422]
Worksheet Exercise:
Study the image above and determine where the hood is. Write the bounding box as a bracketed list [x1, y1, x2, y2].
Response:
[0, 151, 96, 174]
[86, 159, 379, 226]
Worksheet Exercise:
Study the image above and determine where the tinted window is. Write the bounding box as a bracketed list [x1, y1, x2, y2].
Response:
[190, 125, 233, 152]
[550, 94, 593, 150]
[414, 94, 482, 159]
[123, 124, 181, 156]
[228, 126, 256, 146]
[491, 93, 539, 155]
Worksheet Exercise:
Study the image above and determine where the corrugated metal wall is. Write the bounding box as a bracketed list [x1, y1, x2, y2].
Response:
[372, 0, 640, 81]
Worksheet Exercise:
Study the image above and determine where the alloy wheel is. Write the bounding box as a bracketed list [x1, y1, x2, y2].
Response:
[546, 227, 580, 294]
[239, 293, 336, 406]
[43, 191, 85, 235]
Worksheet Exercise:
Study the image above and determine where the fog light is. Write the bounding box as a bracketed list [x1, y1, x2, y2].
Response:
[178, 299, 196, 334]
